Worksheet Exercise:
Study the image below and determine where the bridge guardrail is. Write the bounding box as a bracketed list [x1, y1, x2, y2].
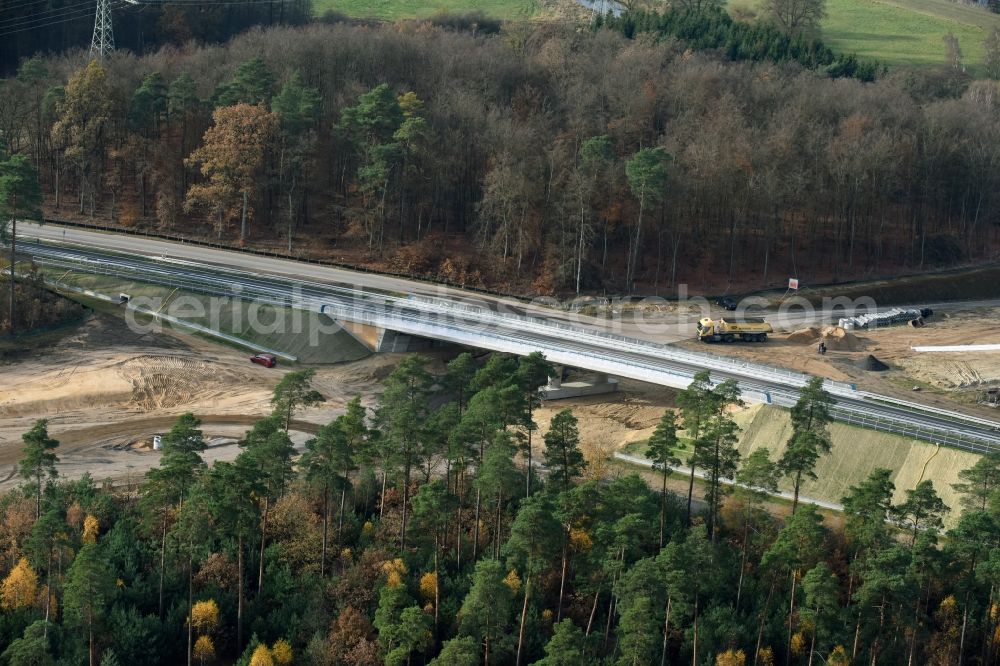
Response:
[408, 295, 848, 390]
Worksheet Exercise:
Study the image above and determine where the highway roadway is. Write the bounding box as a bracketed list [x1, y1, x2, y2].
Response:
[11, 224, 1000, 453]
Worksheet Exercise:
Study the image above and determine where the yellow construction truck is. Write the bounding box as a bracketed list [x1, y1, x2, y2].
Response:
[696, 317, 772, 343]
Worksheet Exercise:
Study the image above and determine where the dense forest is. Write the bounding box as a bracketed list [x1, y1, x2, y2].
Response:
[2, 18, 999, 295]
[1, 351, 999, 665]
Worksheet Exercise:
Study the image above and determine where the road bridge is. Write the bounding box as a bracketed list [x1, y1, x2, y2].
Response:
[10, 226, 1000, 455]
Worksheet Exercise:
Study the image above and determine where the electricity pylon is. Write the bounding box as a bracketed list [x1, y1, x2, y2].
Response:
[90, 0, 115, 60]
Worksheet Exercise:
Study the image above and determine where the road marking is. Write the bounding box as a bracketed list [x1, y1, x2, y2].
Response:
[912, 344, 1000, 352]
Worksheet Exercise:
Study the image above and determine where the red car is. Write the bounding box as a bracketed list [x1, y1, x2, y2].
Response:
[250, 353, 277, 368]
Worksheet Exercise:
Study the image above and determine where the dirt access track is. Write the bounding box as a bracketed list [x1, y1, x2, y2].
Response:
[0, 314, 402, 490]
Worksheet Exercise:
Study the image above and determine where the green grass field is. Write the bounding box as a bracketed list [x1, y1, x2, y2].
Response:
[822, 0, 1000, 76]
[312, 0, 1000, 76]
[312, 0, 540, 20]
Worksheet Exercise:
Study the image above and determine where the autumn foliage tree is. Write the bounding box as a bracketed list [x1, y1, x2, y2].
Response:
[1, 558, 38, 611]
[50, 61, 113, 216]
[185, 103, 278, 243]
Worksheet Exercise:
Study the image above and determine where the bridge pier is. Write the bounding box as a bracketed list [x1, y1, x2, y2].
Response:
[547, 366, 564, 390]
[541, 369, 619, 401]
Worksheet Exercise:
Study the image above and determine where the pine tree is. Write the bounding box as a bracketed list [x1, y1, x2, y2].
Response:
[677, 370, 718, 526]
[64, 543, 114, 666]
[733, 448, 780, 608]
[763, 505, 828, 666]
[617, 596, 660, 666]
[624, 147, 669, 289]
[270, 369, 324, 432]
[128, 72, 168, 134]
[214, 56, 275, 107]
[384, 606, 433, 666]
[375, 356, 433, 548]
[148, 412, 207, 500]
[1, 621, 55, 666]
[646, 410, 681, 548]
[445, 352, 477, 413]
[373, 575, 415, 658]
[0, 153, 42, 336]
[504, 493, 562, 666]
[694, 397, 742, 544]
[476, 431, 522, 559]
[800, 562, 840, 666]
[239, 416, 295, 596]
[542, 409, 586, 493]
[898, 480, 947, 546]
[458, 559, 515, 664]
[659, 528, 714, 666]
[779, 377, 834, 511]
[841, 468, 896, 561]
[201, 459, 260, 652]
[301, 402, 363, 576]
[451, 384, 507, 562]
[18, 419, 58, 520]
[411, 479, 457, 632]
[535, 619, 586, 666]
[951, 452, 1000, 512]
[514, 352, 554, 497]
[429, 637, 480, 666]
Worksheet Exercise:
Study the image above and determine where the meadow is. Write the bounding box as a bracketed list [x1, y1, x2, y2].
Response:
[311, 0, 1000, 78]
[821, 0, 1000, 76]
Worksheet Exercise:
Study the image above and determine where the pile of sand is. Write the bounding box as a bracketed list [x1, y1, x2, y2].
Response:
[787, 327, 821, 343]
[785, 325, 863, 351]
[820, 326, 863, 351]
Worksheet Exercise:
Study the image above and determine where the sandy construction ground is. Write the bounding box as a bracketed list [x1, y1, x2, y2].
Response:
[535, 378, 677, 478]
[1, 303, 993, 520]
[0, 314, 400, 490]
[678, 305, 1000, 413]
[0, 312, 669, 492]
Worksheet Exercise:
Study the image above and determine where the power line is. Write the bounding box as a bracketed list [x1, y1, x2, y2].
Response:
[0, 5, 104, 36]
[0, 0, 75, 12]
[0, 1, 96, 29]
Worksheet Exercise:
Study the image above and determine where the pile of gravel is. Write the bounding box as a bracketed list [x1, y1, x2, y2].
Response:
[859, 354, 890, 371]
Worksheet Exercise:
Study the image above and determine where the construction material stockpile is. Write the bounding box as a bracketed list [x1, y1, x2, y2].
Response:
[859, 355, 890, 372]
[787, 326, 864, 351]
[840, 308, 928, 330]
